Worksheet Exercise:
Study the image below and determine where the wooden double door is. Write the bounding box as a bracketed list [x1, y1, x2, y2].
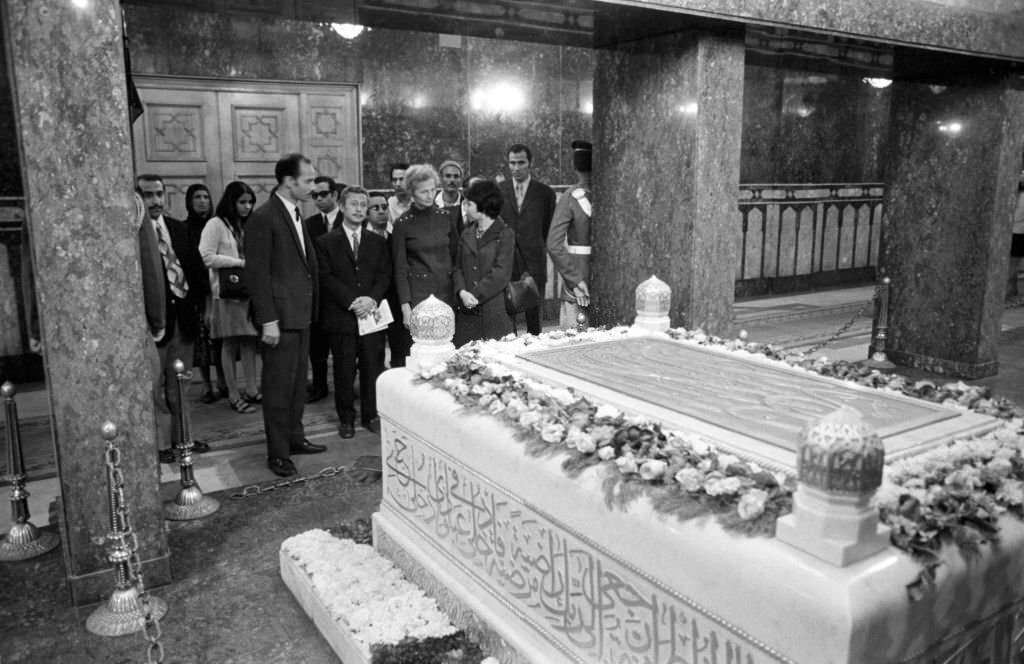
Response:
[132, 76, 360, 218]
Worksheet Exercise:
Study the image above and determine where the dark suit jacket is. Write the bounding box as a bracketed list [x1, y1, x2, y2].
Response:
[316, 226, 392, 335]
[157, 215, 206, 345]
[138, 215, 166, 338]
[499, 178, 556, 286]
[245, 196, 319, 331]
[305, 210, 338, 242]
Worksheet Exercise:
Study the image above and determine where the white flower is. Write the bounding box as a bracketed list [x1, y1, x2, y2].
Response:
[540, 422, 566, 443]
[547, 387, 575, 405]
[478, 393, 496, 408]
[688, 438, 712, 455]
[503, 397, 525, 419]
[705, 476, 743, 496]
[717, 453, 740, 469]
[590, 425, 617, 447]
[985, 457, 1014, 478]
[488, 398, 506, 415]
[598, 446, 616, 461]
[595, 404, 621, 420]
[567, 427, 596, 453]
[418, 362, 447, 379]
[997, 479, 1024, 506]
[674, 467, 704, 492]
[737, 489, 769, 520]
[519, 410, 543, 430]
[639, 459, 667, 481]
[616, 454, 639, 474]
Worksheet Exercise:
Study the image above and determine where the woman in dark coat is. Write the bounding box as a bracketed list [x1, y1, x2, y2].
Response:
[392, 163, 459, 363]
[184, 183, 226, 403]
[454, 180, 515, 346]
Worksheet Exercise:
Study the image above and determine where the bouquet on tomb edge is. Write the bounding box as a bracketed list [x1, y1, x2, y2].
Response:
[281, 529, 497, 664]
[417, 326, 1024, 570]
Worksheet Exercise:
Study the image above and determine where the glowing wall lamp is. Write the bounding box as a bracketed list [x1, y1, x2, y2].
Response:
[331, 23, 365, 39]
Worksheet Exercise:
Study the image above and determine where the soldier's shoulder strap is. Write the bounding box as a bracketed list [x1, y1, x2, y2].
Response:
[571, 187, 591, 217]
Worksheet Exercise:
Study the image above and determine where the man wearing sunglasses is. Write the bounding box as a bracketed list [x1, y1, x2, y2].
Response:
[305, 176, 345, 403]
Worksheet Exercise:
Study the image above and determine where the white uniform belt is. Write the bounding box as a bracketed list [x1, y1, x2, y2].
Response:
[566, 245, 591, 255]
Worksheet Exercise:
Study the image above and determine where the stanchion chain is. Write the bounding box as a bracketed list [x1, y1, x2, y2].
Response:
[801, 284, 880, 357]
[105, 440, 165, 663]
[231, 464, 349, 500]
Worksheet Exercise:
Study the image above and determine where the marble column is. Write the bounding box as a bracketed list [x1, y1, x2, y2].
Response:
[590, 30, 744, 334]
[3, 0, 171, 603]
[881, 77, 1024, 378]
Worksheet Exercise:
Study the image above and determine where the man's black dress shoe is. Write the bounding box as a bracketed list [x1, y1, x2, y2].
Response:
[191, 440, 211, 453]
[362, 418, 381, 435]
[339, 422, 355, 439]
[306, 387, 329, 403]
[268, 457, 297, 477]
[158, 448, 176, 464]
[290, 439, 327, 454]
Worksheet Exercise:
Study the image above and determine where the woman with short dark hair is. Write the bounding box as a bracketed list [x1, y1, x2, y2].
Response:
[453, 180, 515, 346]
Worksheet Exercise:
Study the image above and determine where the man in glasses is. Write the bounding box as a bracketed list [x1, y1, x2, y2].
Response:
[305, 176, 344, 403]
[387, 162, 411, 225]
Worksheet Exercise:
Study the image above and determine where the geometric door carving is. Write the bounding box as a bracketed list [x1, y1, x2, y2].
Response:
[133, 76, 360, 219]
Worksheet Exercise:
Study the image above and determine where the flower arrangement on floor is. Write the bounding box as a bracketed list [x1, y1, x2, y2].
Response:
[416, 326, 1024, 582]
[281, 530, 497, 664]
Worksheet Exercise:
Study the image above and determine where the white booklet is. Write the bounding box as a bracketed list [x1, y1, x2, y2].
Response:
[357, 299, 393, 336]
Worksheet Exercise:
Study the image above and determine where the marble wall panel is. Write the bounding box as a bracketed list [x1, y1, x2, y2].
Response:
[740, 64, 891, 184]
[125, 7, 593, 190]
[882, 76, 1024, 378]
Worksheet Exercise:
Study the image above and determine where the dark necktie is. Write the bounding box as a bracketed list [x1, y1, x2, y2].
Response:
[324, 213, 331, 233]
[351, 230, 360, 259]
[294, 208, 305, 255]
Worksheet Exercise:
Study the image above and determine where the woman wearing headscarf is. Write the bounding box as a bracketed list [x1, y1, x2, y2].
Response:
[184, 183, 226, 403]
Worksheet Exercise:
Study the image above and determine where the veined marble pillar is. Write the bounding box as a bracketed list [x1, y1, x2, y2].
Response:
[881, 77, 1024, 378]
[591, 29, 744, 335]
[2, 0, 170, 603]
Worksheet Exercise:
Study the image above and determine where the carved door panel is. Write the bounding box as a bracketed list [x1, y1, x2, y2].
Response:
[133, 77, 361, 217]
[218, 92, 301, 203]
[132, 87, 220, 218]
[302, 89, 360, 188]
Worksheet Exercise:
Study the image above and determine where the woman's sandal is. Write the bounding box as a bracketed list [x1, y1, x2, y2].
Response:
[230, 397, 255, 414]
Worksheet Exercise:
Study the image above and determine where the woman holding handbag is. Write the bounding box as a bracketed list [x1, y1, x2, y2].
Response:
[199, 181, 260, 414]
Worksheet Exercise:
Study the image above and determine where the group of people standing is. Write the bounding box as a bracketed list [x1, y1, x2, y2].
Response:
[135, 139, 594, 479]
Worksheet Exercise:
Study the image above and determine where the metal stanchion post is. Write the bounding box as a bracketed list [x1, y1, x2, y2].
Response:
[864, 277, 896, 371]
[0, 381, 59, 561]
[575, 308, 589, 332]
[86, 422, 168, 638]
[163, 359, 219, 520]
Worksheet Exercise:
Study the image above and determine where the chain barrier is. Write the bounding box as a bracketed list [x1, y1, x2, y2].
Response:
[104, 437, 165, 663]
[230, 464, 349, 500]
[800, 283, 880, 357]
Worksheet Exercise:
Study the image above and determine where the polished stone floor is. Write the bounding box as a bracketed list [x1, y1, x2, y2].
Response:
[0, 472, 382, 664]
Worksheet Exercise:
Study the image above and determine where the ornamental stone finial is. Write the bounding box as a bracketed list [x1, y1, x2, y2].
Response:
[632, 275, 671, 334]
[776, 407, 891, 567]
[407, 295, 456, 373]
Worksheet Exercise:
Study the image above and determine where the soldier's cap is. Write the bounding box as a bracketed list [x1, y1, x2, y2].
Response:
[572, 140, 592, 173]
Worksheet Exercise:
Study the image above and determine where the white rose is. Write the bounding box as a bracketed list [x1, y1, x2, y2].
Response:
[639, 459, 667, 481]
[567, 427, 596, 453]
[674, 467, 704, 492]
[717, 453, 741, 469]
[488, 399, 506, 416]
[986, 457, 1014, 478]
[616, 455, 638, 474]
[548, 387, 575, 405]
[997, 479, 1024, 506]
[595, 404, 621, 420]
[598, 446, 616, 461]
[540, 423, 566, 443]
[519, 410, 543, 430]
[705, 476, 743, 496]
[478, 393, 496, 408]
[689, 438, 711, 455]
[504, 398, 525, 419]
[737, 489, 769, 520]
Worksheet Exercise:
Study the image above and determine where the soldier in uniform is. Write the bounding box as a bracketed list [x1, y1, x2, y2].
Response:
[546, 140, 593, 329]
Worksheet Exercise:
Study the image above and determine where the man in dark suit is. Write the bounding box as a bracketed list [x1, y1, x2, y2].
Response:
[304, 176, 344, 403]
[245, 154, 326, 478]
[499, 143, 556, 335]
[316, 186, 392, 438]
[366, 192, 407, 367]
[136, 174, 210, 462]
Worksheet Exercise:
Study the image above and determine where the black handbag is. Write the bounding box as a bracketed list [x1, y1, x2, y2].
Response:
[504, 241, 540, 316]
[218, 266, 247, 300]
[218, 219, 248, 300]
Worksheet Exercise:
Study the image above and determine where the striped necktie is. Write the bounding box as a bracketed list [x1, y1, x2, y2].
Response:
[155, 222, 188, 299]
[351, 229, 360, 259]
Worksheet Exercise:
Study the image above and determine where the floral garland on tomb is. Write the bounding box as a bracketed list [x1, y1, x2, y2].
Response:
[416, 326, 1024, 587]
[282, 529, 497, 664]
